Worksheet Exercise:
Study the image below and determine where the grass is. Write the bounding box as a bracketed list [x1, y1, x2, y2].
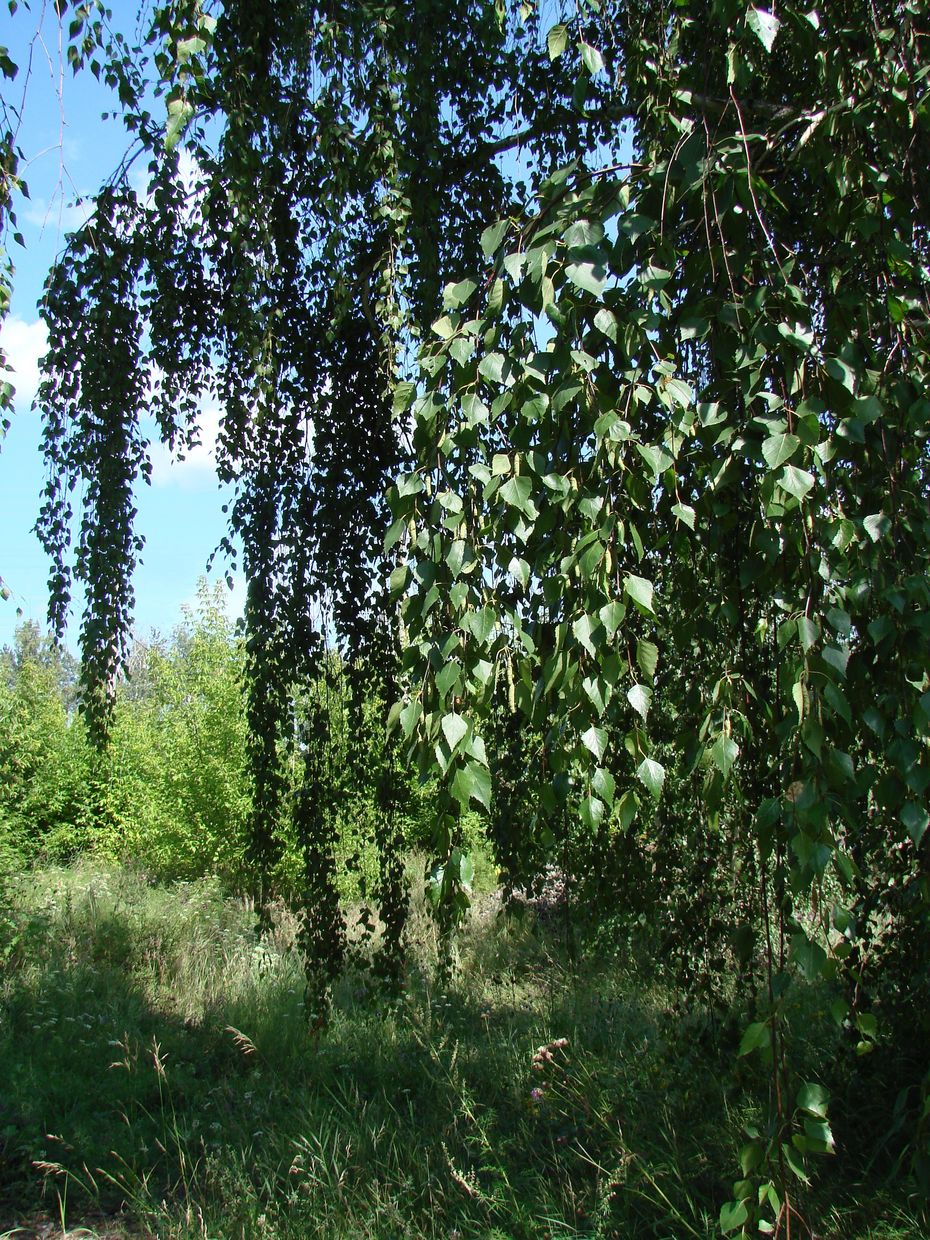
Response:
[0, 861, 924, 1239]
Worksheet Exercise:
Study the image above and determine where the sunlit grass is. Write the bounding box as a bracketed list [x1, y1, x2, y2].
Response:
[0, 862, 924, 1239]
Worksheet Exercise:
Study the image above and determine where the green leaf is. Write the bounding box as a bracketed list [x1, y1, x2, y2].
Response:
[446, 540, 472, 577]
[902, 802, 929, 847]
[443, 278, 478, 309]
[720, 1199, 748, 1233]
[461, 394, 490, 426]
[396, 471, 424, 497]
[762, 431, 800, 470]
[624, 574, 655, 614]
[801, 1117, 835, 1154]
[779, 465, 814, 501]
[627, 683, 651, 720]
[472, 659, 494, 687]
[581, 725, 608, 761]
[636, 639, 659, 681]
[617, 789, 639, 828]
[459, 853, 476, 888]
[778, 320, 814, 351]
[636, 442, 673, 478]
[797, 1083, 830, 1120]
[825, 356, 856, 391]
[399, 701, 421, 739]
[431, 315, 456, 340]
[464, 607, 497, 644]
[481, 220, 508, 258]
[671, 502, 696, 529]
[502, 252, 525, 282]
[392, 381, 417, 416]
[746, 7, 781, 54]
[565, 259, 606, 299]
[546, 22, 569, 60]
[599, 601, 625, 638]
[782, 1141, 810, 1183]
[740, 1141, 763, 1176]
[579, 41, 604, 76]
[791, 933, 827, 980]
[564, 220, 604, 248]
[637, 757, 665, 798]
[583, 675, 609, 716]
[592, 767, 615, 804]
[822, 645, 848, 678]
[662, 377, 693, 409]
[577, 539, 605, 577]
[710, 734, 739, 778]
[580, 794, 605, 829]
[679, 316, 708, 341]
[479, 352, 508, 384]
[863, 512, 890, 543]
[451, 761, 491, 811]
[441, 712, 468, 751]
[593, 307, 618, 341]
[450, 338, 474, 366]
[853, 395, 883, 423]
[738, 1021, 770, 1056]
[573, 613, 599, 657]
[797, 616, 819, 652]
[176, 36, 207, 62]
[761, 1179, 782, 1217]
[384, 516, 406, 553]
[165, 95, 194, 152]
[436, 661, 461, 699]
[499, 475, 535, 516]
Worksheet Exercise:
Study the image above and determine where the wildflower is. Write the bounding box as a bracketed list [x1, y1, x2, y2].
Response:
[532, 1036, 569, 1071]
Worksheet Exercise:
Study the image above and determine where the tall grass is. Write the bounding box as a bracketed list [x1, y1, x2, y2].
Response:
[0, 863, 922, 1239]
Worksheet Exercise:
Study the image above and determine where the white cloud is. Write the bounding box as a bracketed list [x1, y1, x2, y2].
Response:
[0, 315, 48, 410]
[0, 319, 225, 492]
[21, 195, 95, 236]
[148, 403, 222, 488]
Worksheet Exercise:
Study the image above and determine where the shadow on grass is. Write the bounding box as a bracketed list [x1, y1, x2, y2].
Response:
[0, 865, 922, 1240]
[0, 866, 735, 1240]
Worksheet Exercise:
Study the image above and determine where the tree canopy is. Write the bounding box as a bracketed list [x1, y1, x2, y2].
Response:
[2, 1, 929, 1231]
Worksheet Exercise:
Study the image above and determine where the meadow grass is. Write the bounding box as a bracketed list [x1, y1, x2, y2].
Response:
[0, 862, 923, 1239]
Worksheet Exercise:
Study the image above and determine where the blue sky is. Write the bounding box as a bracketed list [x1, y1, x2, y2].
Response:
[1, 4, 622, 655]
[0, 6, 243, 651]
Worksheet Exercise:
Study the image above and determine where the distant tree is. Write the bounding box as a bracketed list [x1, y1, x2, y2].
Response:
[0, 623, 89, 858]
[1, 619, 79, 709]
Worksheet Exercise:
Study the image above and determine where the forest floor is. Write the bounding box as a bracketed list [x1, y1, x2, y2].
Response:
[0, 862, 924, 1239]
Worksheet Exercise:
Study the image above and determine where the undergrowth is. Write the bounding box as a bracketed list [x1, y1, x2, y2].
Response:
[0, 862, 922, 1239]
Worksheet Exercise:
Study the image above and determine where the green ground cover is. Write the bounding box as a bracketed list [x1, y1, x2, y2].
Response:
[0, 864, 922, 1240]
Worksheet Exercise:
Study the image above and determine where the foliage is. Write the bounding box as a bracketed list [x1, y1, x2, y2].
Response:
[387, 0, 930, 1229]
[0, 584, 433, 897]
[0, 622, 88, 861]
[2, 0, 929, 1229]
[100, 587, 249, 878]
[0, 589, 251, 875]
